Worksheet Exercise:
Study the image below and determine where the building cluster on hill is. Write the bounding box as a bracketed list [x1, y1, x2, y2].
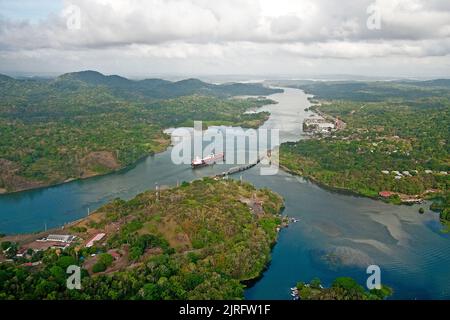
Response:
[3, 232, 109, 261]
[381, 169, 448, 180]
[303, 115, 346, 134]
[378, 191, 424, 204]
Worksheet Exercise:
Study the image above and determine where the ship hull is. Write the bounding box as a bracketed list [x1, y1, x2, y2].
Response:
[191, 153, 224, 168]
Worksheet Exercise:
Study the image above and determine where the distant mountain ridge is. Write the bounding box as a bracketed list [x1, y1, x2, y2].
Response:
[0, 74, 14, 82]
[411, 79, 450, 87]
[58, 70, 133, 87]
[268, 78, 450, 103]
[0, 70, 279, 193]
[53, 70, 282, 99]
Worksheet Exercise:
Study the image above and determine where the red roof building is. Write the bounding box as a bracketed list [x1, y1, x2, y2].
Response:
[109, 251, 121, 260]
[379, 191, 394, 198]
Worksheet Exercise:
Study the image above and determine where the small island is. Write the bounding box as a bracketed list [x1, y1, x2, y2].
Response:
[292, 277, 393, 300]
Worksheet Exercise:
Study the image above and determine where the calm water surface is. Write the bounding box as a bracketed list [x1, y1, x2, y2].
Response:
[0, 88, 448, 299]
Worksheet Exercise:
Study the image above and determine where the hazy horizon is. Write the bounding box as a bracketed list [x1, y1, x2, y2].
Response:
[2, 70, 449, 84]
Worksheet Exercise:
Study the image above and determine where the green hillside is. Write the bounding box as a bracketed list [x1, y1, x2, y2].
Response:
[0, 178, 284, 300]
[0, 72, 279, 193]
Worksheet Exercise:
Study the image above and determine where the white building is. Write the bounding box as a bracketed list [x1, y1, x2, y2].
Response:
[86, 233, 106, 248]
[45, 234, 76, 243]
[317, 123, 335, 130]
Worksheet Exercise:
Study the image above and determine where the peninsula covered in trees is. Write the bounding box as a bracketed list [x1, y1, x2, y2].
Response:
[294, 277, 392, 300]
[0, 178, 284, 300]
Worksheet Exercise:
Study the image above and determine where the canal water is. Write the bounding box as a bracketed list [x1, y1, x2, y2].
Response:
[0, 88, 449, 299]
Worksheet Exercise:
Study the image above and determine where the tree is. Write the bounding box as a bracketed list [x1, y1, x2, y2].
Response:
[97, 253, 114, 267]
[49, 266, 66, 283]
[310, 277, 322, 289]
[332, 277, 365, 298]
[141, 283, 160, 300]
[1, 241, 12, 251]
[57, 255, 77, 270]
[92, 262, 107, 273]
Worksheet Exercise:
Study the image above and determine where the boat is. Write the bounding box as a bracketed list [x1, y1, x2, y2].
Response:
[191, 152, 225, 168]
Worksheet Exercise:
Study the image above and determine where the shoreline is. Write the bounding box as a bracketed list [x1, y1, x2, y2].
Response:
[3, 85, 401, 233]
[277, 94, 380, 202]
[279, 160, 437, 207]
[0, 179, 286, 300]
[0, 107, 273, 197]
[0, 145, 168, 197]
[279, 93, 442, 208]
[279, 164, 381, 201]
[0, 178, 286, 300]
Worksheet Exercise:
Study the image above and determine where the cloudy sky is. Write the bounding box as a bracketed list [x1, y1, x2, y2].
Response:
[0, 0, 449, 78]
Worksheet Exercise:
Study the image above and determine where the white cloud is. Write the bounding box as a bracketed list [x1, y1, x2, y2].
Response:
[0, 0, 449, 76]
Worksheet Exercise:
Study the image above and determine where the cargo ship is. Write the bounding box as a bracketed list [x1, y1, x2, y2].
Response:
[191, 152, 225, 168]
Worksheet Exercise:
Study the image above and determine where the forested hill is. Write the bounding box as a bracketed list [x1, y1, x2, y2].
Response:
[279, 80, 449, 224]
[270, 79, 450, 103]
[0, 179, 285, 299]
[50, 70, 282, 99]
[0, 71, 279, 193]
